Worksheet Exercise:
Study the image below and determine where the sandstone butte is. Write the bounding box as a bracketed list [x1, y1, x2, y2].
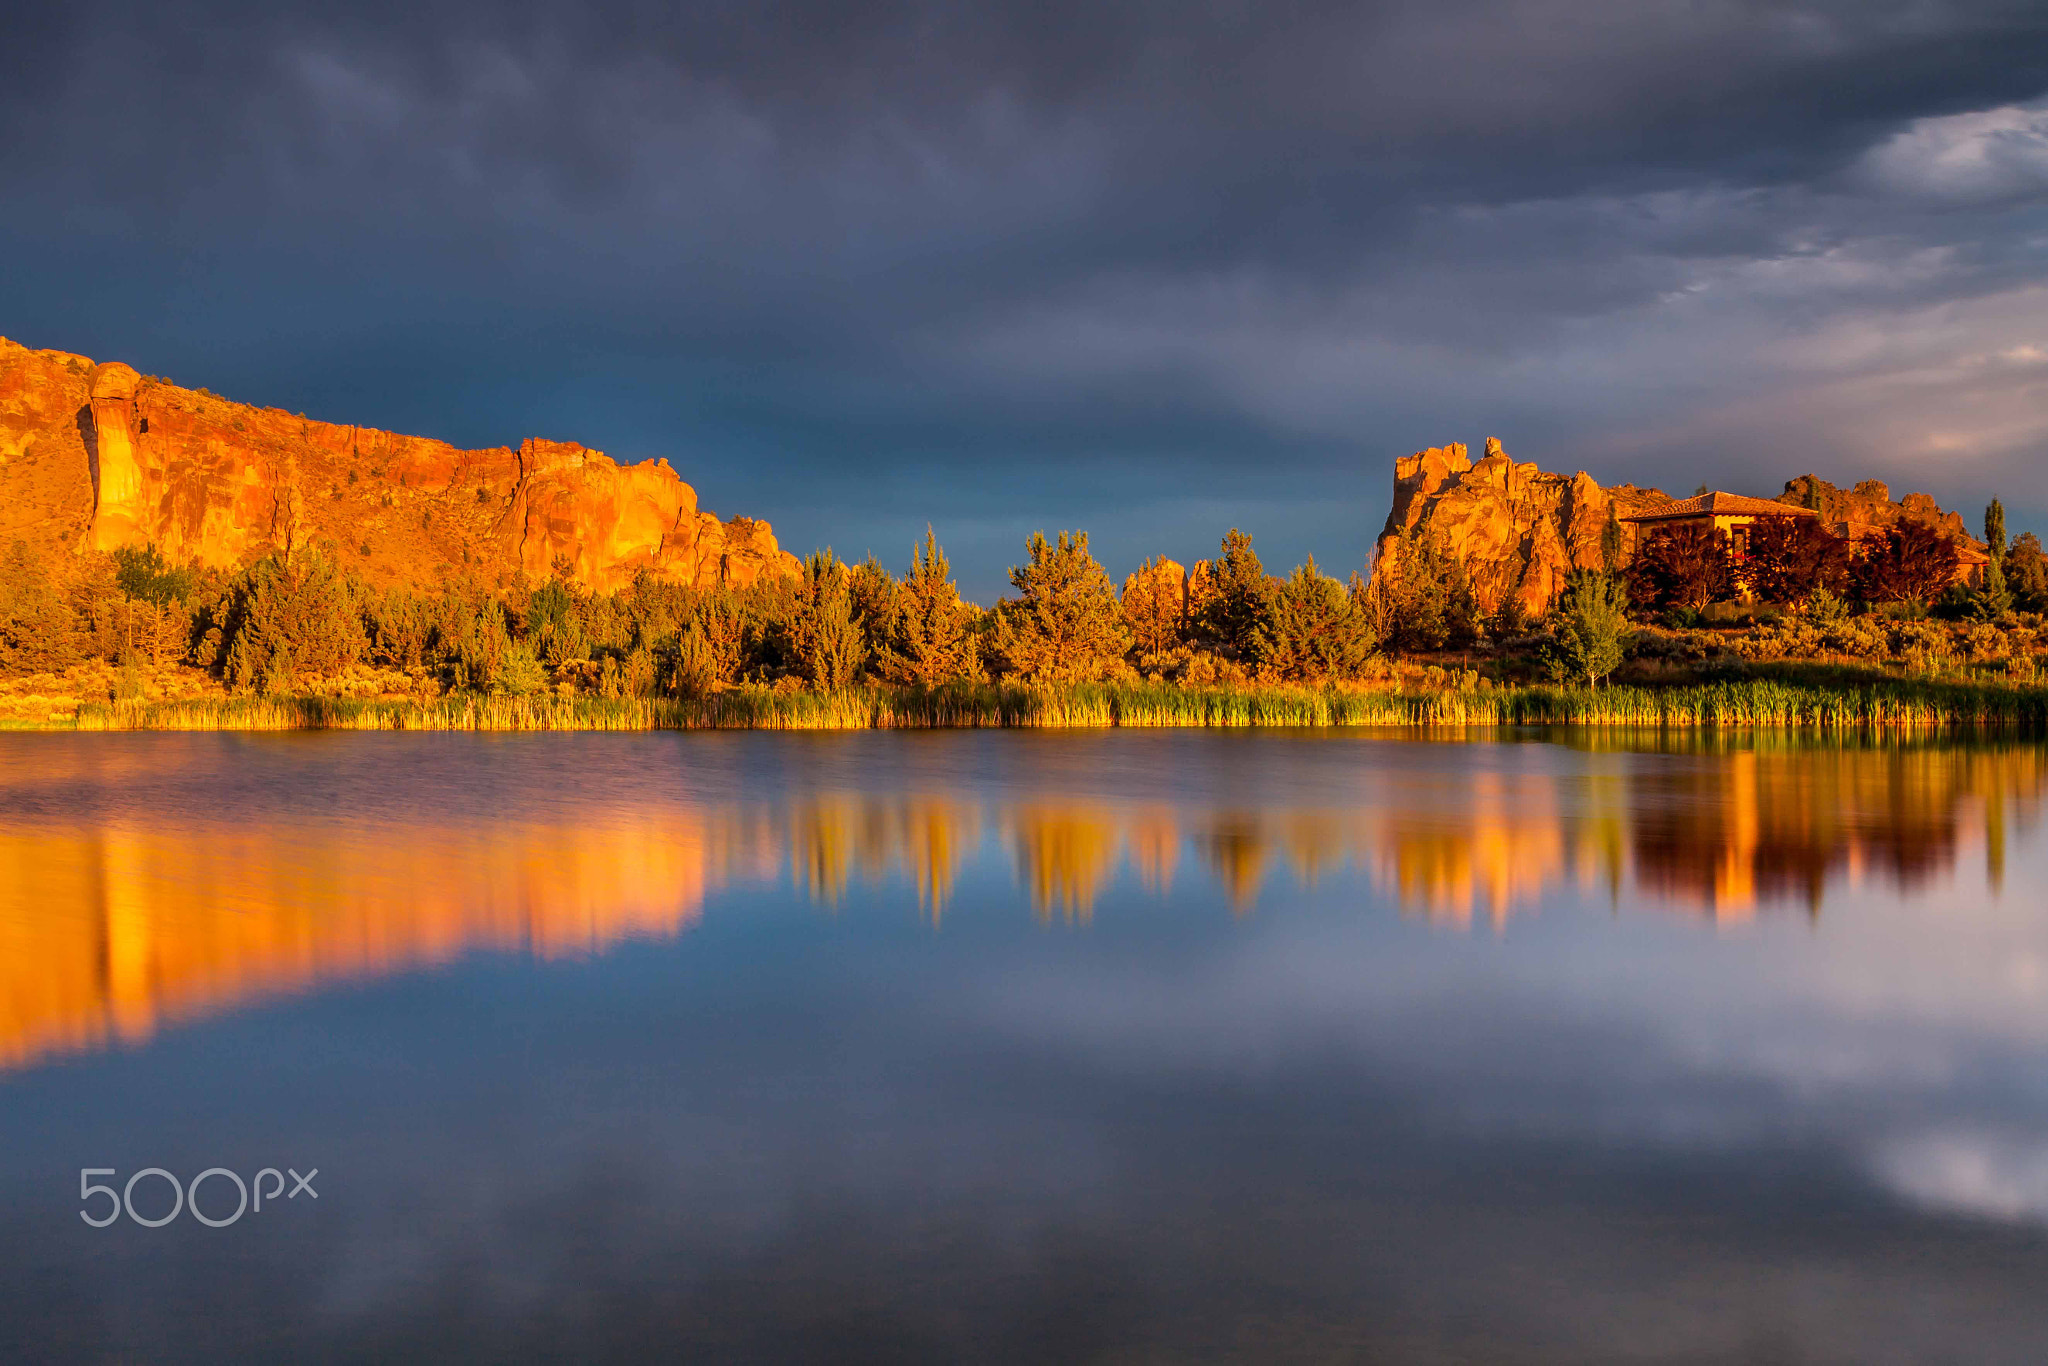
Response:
[1377, 437, 1988, 618]
[0, 335, 800, 592]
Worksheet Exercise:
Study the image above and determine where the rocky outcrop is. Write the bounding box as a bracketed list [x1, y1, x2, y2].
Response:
[0, 335, 799, 592]
[1377, 442, 1993, 618]
[1775, 475, 1980, 546]
[1376, 438, 1671, 618]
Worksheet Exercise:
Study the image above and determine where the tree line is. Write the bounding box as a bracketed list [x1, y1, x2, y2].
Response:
[0, 528, 1396, 695]
[3, 498, 2040, 698]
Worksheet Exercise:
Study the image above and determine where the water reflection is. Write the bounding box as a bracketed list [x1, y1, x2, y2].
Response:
[0, 736, 2040, 1073]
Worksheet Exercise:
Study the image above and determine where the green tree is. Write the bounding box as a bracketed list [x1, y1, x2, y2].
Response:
[1543, 571, 1629, 687]
[991, 531, 1129, 681]
[663, 620, 719, 698]
[2007, 532, 2048, 612]
[786, 550, 869, 688]
[846, 555, 902, 669]
[453, 599, 511, 691]
[1381, 531, 1478, 652]
[1262, 558, 1376, 681]
[1973, 555, 2014, 621]
[364, 587, 436, 671]
[1195, 529, 1275, 663]
[1600, 505, 1623, 573]
[0, 540, 84, 674]
[525, 576, 586, 666]
[1986, 499, 2007, 562]
[492, 639, 548, 695]
[218, 550, 367, 690]
[112, 543, 196, 608]
[691, 587, 748, 685]
[877, 530, 977, 686]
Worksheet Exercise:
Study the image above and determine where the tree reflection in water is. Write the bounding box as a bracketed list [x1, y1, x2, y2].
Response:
[1, 735, 2039, 1072]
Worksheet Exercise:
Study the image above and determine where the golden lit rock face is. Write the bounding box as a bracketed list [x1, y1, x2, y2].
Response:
[1377, 437, 1673, 618]
[1379, 442, 1994, 618]
[0, 335, 799, 591]
[86, 362, 144, 550]
[0, 742, 2038, 1073]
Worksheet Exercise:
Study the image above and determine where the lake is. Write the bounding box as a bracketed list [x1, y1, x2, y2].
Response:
[3, 730, 2046, 1363]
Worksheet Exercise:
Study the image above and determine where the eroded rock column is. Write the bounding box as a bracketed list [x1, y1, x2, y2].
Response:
[87, 361, 144, 551]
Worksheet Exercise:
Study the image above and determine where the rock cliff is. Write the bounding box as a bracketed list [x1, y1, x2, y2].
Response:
[1376, 438, 1672, 618]
[1774, 474, 1978, 544]
[0, 336, 799, 592]
[1377, 439, 1989, 617]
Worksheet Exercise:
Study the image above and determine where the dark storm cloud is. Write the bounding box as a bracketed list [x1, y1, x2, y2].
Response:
[4, 1, 2047, 595]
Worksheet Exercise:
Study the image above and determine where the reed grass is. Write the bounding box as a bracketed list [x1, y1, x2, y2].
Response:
[66, 675, 2048, 733]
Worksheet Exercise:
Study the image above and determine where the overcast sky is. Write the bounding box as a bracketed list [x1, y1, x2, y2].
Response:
[5, 0, 2047, 598]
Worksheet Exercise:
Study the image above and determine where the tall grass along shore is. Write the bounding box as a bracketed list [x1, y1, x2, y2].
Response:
[64, 675, 2048, 734]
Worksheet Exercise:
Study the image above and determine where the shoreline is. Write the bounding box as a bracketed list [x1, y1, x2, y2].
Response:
[33, 676, 2048, 733]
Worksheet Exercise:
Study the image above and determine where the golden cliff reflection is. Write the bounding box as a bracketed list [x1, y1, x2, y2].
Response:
[0, 814, 723, 1073]
[0, 739, 2041, 1073]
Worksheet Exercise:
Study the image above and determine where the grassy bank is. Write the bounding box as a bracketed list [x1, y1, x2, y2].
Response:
[62, 674, 2048, 733]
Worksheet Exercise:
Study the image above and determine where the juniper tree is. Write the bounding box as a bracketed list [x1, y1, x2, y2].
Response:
[1972, 558, 2014, 621]
[218, 549, 368, 690]
[0, 540, 84, 674]
[878, 530, 977, 687]
[1262, 558, 1376, 681]
[1543, 571, 1629, 687]
[1382, 531, 1478, 652]
[787, 550, 869, 688]
[2008, 533, 2048, 612]
[846, 554, 902, 669]
[1195, 529, 1275, 664]
[992, 531, 1129, 681]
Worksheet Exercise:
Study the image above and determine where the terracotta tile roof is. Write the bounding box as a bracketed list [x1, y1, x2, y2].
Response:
[1621, 491, 1820, 522]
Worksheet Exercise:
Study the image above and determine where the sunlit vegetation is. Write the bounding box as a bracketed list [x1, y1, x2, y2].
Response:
[71, 673, 2048, 732]
[4, 496, 2047, 731]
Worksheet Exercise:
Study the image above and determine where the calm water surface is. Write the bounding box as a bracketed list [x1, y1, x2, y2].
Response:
[2, 730, 2046, 1363]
